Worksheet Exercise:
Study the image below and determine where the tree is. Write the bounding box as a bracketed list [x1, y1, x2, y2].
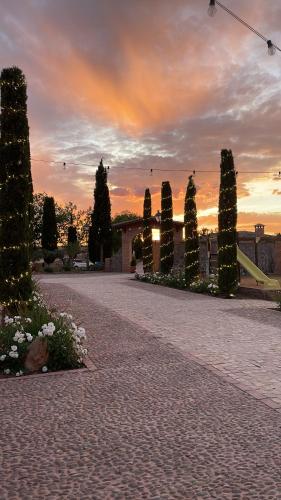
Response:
[32, 194, 90, 248]
[218, 149, 238, 295]
[41, 196, 58, 263]
[142, 189, 153, 273]
[184, 175, 200, 285]
[67, 213, 78, 245]
[0, 66, 33, 311]
[89, 159, 112, 262]
[160, 181, 174, 274]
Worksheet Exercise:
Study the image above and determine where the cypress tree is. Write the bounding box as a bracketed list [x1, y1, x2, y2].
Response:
[0, 67, 33, 310]
[89, 159, 112, 262]
[67, 215, 77, 244]
[184, 175, 199, 285]
[218, 149, 238, 295]
[142, 188, 153, 273]
[160, 181, 174, 274]
[68, 226, 77, 244]
[42, 197, 58, 263]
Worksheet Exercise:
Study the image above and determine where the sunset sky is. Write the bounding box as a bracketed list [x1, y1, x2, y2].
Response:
[1, 0, 281, 232]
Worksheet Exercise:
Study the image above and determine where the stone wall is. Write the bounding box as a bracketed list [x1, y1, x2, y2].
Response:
[105, 248, 123, 272]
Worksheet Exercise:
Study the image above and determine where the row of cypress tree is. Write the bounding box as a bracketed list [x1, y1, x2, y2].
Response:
[142, 149, 238, 295]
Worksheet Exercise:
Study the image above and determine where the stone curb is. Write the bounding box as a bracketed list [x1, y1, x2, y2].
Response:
[0, 355, 97, 383]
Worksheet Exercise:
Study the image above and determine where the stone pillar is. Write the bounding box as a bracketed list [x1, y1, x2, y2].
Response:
[122, 229, 132, 273]
[153, 241, 160, 272]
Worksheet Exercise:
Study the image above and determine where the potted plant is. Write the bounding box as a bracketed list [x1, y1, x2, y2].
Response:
[130, 253, 137, 273]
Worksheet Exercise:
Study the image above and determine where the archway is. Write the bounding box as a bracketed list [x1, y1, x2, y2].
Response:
[112, 217, 184, 272]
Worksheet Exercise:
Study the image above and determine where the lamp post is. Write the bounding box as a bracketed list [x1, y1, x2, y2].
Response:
[155, 210, 161, 224]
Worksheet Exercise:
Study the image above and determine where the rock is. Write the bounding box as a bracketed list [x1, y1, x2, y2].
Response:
[24, 337, 49, 372]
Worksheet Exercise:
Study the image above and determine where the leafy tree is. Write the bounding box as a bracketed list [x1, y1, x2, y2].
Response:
[142, 189, 153, 273]
[42, 196, 58, 263]
[218, 149, 238, 295]
[184, 175, 199, 285]
[89, 159, 112, 262]
[0, 66, 33, 311]
[160, 181, 174, 274]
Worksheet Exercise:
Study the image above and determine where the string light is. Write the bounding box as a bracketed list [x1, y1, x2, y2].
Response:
[30, 158, 281, 178]
[4, 271, 30, 285]
[208, 0, 281, 56]
[143, 189, 153, 273]
[0, 296, 33, 308]
[0, 242, 30, 251]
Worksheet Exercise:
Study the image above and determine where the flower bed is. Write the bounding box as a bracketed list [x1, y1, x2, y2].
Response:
[0, 291, 87, 377]
[135, 271, 219, 296]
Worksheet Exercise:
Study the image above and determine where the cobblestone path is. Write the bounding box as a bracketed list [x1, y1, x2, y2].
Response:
[1, 275, 281, 499]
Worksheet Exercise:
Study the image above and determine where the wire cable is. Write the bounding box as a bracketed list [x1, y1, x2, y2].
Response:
[215, 1, 281, 52]
[30, 158, 281, 176]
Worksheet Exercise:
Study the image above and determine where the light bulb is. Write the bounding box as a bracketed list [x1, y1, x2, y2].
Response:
[267, 40, 276, 56]
[208, 0, 217, 17]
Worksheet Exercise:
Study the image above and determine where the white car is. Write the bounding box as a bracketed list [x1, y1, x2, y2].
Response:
[73, 259, 88, 270]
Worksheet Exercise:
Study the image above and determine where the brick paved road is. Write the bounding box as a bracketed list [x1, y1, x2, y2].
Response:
[1, 274, 281, 499]
[42, 273, 281, 405]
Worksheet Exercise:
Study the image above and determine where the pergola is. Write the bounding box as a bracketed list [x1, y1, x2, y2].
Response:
[112, 216, 184, 272]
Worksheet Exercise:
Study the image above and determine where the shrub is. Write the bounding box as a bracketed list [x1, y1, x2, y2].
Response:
[0, 291, 87, 376]
[136, 272, 219, 296]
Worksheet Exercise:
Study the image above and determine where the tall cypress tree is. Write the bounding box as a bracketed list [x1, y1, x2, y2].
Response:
[67, 214, 77, 244]
[160, 181, 174, 274]
[142, 188, 153, 273]
[184, 175, 199, 285]
[89, 159, 112, 262]
[42, 196, 58, 260]
[218, 149, 238, 295]
[0, 67, 33, 310]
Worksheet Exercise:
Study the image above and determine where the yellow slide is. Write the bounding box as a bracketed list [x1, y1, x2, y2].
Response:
[237, 246, 280, 289]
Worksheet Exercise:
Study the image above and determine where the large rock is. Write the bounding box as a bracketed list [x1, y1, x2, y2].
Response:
[24, 337, 49, 372]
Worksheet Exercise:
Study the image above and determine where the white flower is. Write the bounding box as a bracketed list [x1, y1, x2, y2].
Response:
[42, 366, 48, 373]
[13, 330, 25, 342]
[26, 333, 33, 342]
[38, 331, 43, 337]
[4, 369, 10, 375]
[0, 355, 6, 361]
[9, 351, 19, 358]
[11, 345, 18, 351]
[4, 316, 14, 325]
[16, 371, 23, 377]
[25, 318, 32, 323]
[17, 337, 24, 344]
[77, 327, 86, 338]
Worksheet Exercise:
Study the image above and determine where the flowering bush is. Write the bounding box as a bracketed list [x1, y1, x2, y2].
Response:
[136, 272, 220, 296]
[0, 291, 87, 376]
[135, 271, 187, 290]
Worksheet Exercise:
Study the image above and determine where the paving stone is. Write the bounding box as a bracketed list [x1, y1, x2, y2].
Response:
[1, 274, 281, 499]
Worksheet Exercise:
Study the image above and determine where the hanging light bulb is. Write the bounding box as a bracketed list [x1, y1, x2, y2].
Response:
[267, 40, 276, 56]
[208, 0, 217, 17]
